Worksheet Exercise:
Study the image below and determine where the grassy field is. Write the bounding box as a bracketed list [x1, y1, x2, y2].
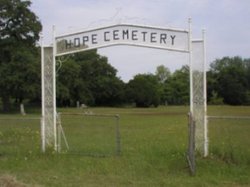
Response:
[0, 106, 249, 186]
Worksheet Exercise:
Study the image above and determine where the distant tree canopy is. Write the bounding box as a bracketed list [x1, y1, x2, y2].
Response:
[208, 56, 250, 105]
[0, 0, 42, 112]
[1, 0, 250, 111]
[163, 65, 189, 105]
[155, 65, 171, 83]
[126, 74, 160, 107]
[57, 50, 125, 107]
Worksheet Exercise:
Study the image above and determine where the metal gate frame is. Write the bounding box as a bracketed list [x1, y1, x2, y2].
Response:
[41, 19, 207, 157]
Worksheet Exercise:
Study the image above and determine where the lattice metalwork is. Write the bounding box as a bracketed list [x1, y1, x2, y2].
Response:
[42, 47, 56, 150]
[193, 70, 205, 152]
[191, 39, 207, 156]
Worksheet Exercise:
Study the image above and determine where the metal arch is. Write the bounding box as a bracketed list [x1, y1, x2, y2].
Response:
[41, 21, 207, 157]
[54, 23, 190, 57]
[56, 23, 189, 39]
[56, 55, 72, 74]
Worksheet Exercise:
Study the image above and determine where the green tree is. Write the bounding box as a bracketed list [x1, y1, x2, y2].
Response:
[155, 65, 171, 83]
[57, 50, 125, 106]
[155, 65, 171, 105]
[207, 70, 223, 105]
[244, 58, 250, 104]
[209, 56, 248, 105]
[164, 65, 189, 105]
[0, 0, 42, 112]
[56, 58, 81, 106]
[127, 74, 160, 107]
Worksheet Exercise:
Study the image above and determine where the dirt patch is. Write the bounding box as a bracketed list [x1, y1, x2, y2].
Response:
[0, 175, 27, 187]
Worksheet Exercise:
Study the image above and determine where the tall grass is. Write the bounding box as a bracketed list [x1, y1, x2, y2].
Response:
[0, 106, 249, 186]
[209, 118, 250, 165]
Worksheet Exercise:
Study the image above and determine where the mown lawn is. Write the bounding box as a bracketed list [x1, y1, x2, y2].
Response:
[0, 106, 249, 186]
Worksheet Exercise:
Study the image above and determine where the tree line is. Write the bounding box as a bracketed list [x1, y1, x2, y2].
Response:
[57, 53, 250, 107]
[1, 0, 250, 112]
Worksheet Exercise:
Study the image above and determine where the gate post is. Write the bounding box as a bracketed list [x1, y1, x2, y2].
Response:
[41, 43, 57, 151]
[191, 29, 207, 157]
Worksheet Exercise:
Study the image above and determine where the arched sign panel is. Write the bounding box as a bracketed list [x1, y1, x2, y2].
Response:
[55, 24, 189, 56]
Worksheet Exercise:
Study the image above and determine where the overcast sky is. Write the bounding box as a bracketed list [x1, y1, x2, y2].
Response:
[31, 0, 250, 82]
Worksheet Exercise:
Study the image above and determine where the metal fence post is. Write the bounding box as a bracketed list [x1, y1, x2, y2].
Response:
[115, 115, 121, 156]
[187, 112, 196, 175]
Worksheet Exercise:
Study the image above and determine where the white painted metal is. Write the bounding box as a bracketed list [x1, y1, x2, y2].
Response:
[55, 23, 190, 56]
[203, 30, 208, 157]
[41, 20, 207, 156]
[188, 18, 193, 114]
[41, 34, 45, 152]
[52, 25, 57, 151]
[57, 23, 189, 38]
[191, 35, 206, 155]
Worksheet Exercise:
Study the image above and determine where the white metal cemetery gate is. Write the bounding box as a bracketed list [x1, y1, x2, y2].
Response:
[41, 19, 207, 156]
